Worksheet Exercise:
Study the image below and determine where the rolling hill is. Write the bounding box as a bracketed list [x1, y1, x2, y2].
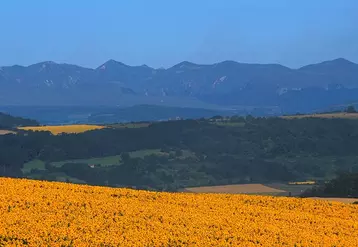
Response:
[0, 112, 39, 129]
[0, 177, 357, 246]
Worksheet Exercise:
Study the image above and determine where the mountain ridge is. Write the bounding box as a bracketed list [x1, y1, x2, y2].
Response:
[1, 58, 358, 114]
[2, 57, 356, 71]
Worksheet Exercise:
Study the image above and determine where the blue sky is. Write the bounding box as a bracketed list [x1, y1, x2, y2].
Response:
[0, 0, 357, 68]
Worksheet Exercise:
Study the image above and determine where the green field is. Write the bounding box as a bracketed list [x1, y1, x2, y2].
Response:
[130, 149, 164, 158]
[23, 149, 165, 170]
[108, 123, 150, 129]
[22, 160, 87, 184]
[51, 155, 123, 167]
[212, 122, 246, 127]
[52, 149, 164, 167]
[26, 172, 86, 184]
[22, 159, 46, 174]
[22, 149, 171, 184]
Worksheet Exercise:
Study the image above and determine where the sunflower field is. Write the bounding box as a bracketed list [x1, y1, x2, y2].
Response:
[0, 177, 357, 246]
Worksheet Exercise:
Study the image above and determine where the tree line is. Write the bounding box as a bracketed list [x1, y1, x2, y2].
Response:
[2, 115, 358, 192]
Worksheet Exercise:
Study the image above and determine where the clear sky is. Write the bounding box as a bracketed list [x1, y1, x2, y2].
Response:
[0, 0, 357, 68]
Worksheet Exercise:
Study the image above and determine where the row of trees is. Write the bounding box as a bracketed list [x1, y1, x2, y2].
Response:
[303, 172, 358, 198]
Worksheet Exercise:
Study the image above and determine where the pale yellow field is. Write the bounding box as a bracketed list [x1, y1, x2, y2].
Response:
[2, 177, 358, 246]
[0, 129, 15, 135]
[282, 112, 358, 119]
[288, 181, 316, 185]
[18, 125, 105, 135]
[185, 184, 285, 194]
[309, 197, 358, 204]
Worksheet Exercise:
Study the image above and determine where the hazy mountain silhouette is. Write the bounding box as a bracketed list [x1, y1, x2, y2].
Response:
[1, 58, 357, 113]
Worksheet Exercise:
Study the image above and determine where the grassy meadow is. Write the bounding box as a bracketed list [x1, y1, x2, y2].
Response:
[22, 149, 165, 173]
[50, 149, 164, 167]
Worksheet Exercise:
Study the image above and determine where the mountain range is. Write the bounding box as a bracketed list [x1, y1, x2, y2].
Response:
[1, 58, 358, 113]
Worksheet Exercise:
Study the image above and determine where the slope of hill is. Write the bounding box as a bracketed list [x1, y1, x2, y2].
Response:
[87, 104, 237, 123]
[0, 177, 357, 246]
[4, 114, 358, 190]
[1, 58, 358, 113]
[0, 112, 39, 129]
[299, 58, 358, 88]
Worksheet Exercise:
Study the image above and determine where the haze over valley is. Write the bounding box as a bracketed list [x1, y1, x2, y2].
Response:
[1, 58, 358, 123]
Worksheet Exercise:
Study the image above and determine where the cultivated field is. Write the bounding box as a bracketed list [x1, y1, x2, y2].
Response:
[309, 197, 358, 204]
[18, 124, 105, 135]
[282, 112, 358, 119]
[1, 177, 357, 246]
[50, 149, 163, 167]
[184, 183, 316, 197]
[184, 184, 285, 194]
[184, 184, 358, 204]
[22, 149, 166, 174]
[0, 129, 15, 135]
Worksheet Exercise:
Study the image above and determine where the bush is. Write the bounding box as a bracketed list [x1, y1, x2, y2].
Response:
[175, 149, 183, 157]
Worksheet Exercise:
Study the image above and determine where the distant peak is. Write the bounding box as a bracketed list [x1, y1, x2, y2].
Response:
[218, 60, 239, 65]
[170, 61, 200, 70]
[329, 58, 356, 65]
[138, 64, 154, 70]
[97, 59, 128, 70]
[300, 58, 357, 70]
[106, 59, 118, 63]
[104, 59, 126, 65]
[29, 61, 57, 67]
[179, 61, 196, 65]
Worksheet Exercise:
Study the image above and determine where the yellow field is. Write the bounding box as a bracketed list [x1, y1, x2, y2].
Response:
[288, 181, 316, 185]
[18, 125, 105, 135]
[282, 112, 358, 119]
[1, 178, 358, 246]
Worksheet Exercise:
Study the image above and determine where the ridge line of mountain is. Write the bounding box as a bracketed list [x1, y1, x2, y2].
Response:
[0, 57, 355, 71]
[1, 57, 358, 114]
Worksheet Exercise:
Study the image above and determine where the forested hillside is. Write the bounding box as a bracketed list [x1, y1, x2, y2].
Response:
[2, 115, 358, 191]
[0, 112, 39, 129]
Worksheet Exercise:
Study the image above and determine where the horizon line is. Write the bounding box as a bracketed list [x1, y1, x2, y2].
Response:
[0, 57, 355, 70]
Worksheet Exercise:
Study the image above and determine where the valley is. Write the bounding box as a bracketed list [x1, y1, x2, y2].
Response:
[1, 111, 358, 200]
